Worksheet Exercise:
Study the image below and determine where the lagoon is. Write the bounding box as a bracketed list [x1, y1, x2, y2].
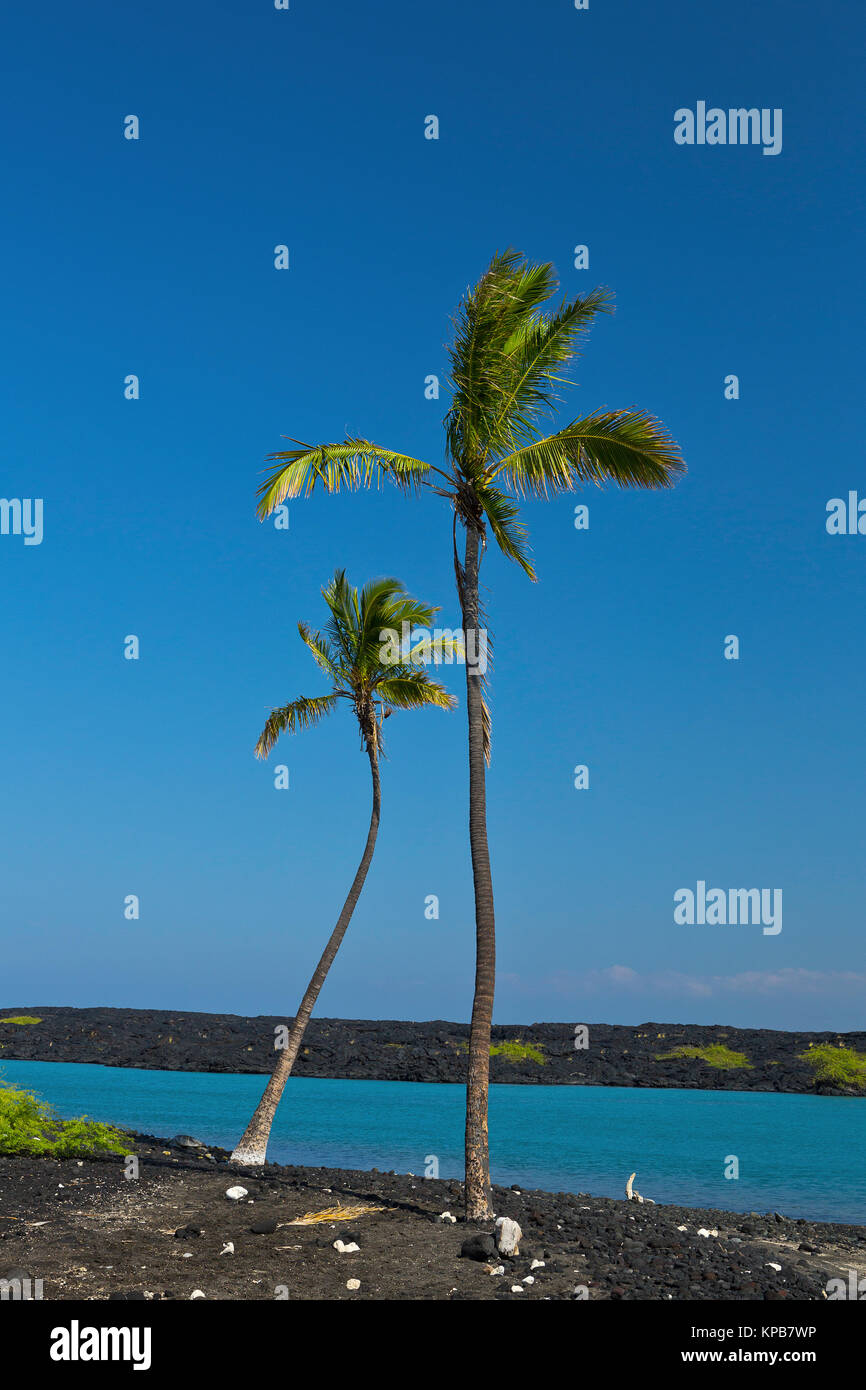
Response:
[2, 1059, 863, 1225]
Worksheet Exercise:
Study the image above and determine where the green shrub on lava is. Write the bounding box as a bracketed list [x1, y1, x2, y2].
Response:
[455, 1038, 546, 1063]
[799, 1044, 866, 1090]
[490, 1039, 546, 1064]
[0, 1079, 132, 1157]
[654, 1043, 752, 1070]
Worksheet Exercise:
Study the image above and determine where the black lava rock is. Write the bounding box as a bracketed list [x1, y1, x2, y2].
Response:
[3, 1005, 861, 1096]
[460, 1233, 496, 1261]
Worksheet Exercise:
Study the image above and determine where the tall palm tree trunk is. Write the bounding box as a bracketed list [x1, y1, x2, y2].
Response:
[461, 521, 496, 1219]
[231, 745, 381, 1165]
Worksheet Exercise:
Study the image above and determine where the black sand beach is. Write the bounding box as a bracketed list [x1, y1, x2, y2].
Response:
[2, 1135, 863, 1302]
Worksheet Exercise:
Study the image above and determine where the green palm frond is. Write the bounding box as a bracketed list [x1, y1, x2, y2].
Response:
[360, 579, 436, 637]
[404, 631, 466, 665]
[500, 257, 561, 321]
[489, 408, 685, 497]
[490, 286, 614, 453]
[357, 579, 442, 679]
[297, 622, 342, 681]
[475, 481, 536, 579]
[445, 249, 539, 469]
[377, 674, 457, 712]
[255, 694, 340, 759]
[446, 252, 614, 468]
[257, 440, 430, 517]
[321, 569, 361, 675]
[370, 594, 438, 635]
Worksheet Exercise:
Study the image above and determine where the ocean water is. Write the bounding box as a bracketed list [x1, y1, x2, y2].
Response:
[2, 1059, 863, 1225]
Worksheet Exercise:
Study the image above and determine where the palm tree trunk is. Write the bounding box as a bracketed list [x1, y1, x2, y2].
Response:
[460, 520, 496, 1220]
[230, 744, 382, 1165]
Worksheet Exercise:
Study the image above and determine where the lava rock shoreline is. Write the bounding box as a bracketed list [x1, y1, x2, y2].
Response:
[1, 1133, 864, 1300]
[1, 1007, 863, 1096]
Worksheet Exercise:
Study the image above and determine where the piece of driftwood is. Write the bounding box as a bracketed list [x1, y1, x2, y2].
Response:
[625, 1171, 656, 1204]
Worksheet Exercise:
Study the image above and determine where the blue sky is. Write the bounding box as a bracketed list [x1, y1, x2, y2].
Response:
[1, 0, 863, 1030]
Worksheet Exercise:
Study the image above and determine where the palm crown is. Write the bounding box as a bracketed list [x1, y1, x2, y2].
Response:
[256, 249, 685, 581]
[255, 570, 458, 759]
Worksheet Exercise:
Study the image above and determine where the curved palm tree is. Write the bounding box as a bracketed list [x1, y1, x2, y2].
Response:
[230, 570, 458, 1165]
[254, 251, 685, 1213]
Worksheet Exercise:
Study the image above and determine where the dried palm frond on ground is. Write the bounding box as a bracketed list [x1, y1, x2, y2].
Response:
[286, 1203, 385, 1226]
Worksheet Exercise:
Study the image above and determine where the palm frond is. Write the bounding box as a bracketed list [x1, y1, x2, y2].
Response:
[481, 694, 491, 767]
[255, 694, 340, 759]
[475, 481, 536, 579]
[357, 579, 442, 679]
[490, 287, 614, 452]
[445, 251, 609, 469]
[360, 578, 437, 638]
[500, 258, 561, 321]
[404, 631, 466, 665]
[320, 569, 361, 675]
[257, 440, 430, 517]
[377, 674, 457, 712]
[297, 622, 342, 681]
[445, 249, 536, 469]
[489, 408, 685, 497]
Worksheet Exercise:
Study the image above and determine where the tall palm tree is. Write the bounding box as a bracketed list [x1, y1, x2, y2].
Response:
[255, 251, 685, 1213]
[230, 569, 457, 1165]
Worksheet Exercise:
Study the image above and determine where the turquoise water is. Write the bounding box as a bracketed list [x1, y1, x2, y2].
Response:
[2, 1059, 863, 1225]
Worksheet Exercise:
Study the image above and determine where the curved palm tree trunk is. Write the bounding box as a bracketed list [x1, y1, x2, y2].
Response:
[230, 745, 381, 1165]
[461, 521, 496, 1219]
